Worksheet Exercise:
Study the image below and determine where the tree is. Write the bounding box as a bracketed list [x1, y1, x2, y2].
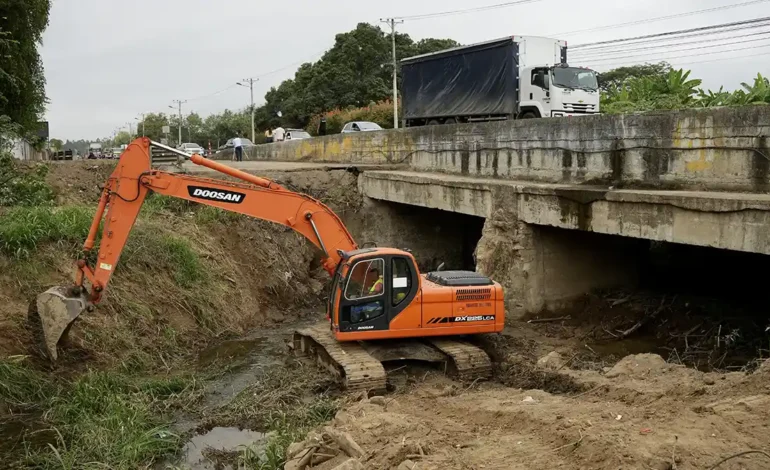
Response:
[597, 62, 671, 93]
[49, 138, 63, 151]
[730, 73, 770, 105]
[256, 23, 459, 129]
[113, 131, 132, 146]
[136, 113, 171, 142]
[0, 0, 51, 134]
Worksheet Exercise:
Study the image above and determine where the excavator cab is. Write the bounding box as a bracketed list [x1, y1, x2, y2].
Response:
[327, 248, 421, 337]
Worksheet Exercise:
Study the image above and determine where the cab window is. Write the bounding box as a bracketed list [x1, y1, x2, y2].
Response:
[344, 259, 385, 300]
[391, 257, 412, 306]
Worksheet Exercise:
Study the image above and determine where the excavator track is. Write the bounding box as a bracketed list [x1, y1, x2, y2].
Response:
[428, 338, 493, 381]
[293, 324, 387, 394]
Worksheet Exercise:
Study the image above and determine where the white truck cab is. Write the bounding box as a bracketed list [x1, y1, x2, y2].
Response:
[516, 36, 600, 118]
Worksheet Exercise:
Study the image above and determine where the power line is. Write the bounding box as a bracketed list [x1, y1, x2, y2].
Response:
[571, 21, 770, 54]
[553, 0, 770, 36]
[575, 36, 770, 63]
[247, 47, 329, 79]
[186, 84, 240, 102]
[392, 0, 541, 21]
[570, 28, 770, 58]
[571, 16, 770, 49]
[585, 43, 770, 68]
[184, 47, 328, 104]
[593, 50, 770, 70]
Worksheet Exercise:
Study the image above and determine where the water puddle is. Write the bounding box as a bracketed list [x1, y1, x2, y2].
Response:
[197, 338, 267, 368]
[180, 427, 267, 469]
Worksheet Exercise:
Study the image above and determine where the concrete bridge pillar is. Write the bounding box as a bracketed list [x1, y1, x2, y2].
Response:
[475, 188, 645, 319]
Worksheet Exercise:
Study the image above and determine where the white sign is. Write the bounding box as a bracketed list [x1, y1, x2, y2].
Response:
[162, 125, 170, 134]
[393, 277, 408, 288]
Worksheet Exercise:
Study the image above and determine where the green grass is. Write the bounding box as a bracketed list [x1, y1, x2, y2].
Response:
[0, 206, 93, 258]
[0, 358, 59, 410]
[0, 359, 200, 469]
[240, 400, 338, 470]
[140, 193, 194, 218]
[194, 205, 243, 225]
[210, 361, 339, 470]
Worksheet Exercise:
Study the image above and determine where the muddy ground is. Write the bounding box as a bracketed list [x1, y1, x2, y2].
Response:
[167, 304, 770, 470]
[3, 161, 770, 469]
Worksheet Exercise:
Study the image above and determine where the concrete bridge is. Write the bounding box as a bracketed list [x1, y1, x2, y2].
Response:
[216, 106, 770, 316]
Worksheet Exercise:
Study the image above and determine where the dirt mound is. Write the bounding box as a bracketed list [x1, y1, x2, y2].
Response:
[44, 160, 116, 205]
[288, 353, 770, 470]
[605, 353, 668, 378]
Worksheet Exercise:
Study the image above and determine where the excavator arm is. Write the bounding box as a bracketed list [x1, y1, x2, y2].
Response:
[36, 138, 358, 359]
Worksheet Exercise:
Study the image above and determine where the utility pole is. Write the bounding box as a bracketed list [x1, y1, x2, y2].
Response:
[380, 17, 403, 129]
[138, 113, 145, 137]
[237, 78, 258, 142]
[171, 99, 186, 145]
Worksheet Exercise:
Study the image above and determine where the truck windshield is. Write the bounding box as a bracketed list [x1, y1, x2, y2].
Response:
[551, 67, 598, 91]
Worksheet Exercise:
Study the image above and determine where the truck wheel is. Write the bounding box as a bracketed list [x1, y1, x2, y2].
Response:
[520, 112, 537, 119]
[428, 119, 441, 126]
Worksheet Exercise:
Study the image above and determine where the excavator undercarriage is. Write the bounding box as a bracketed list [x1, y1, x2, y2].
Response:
[292, 324, 493, 394]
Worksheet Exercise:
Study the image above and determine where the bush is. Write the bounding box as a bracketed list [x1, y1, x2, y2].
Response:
[0, 152, 54, 206]
[306, 100, 397, 135]
[0, 205, 93, 258]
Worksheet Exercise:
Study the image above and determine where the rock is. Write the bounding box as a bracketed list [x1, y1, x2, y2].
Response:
[286, 441, 307, 460]
[522, 396, 537, 404]
[284, 458, 304, 470]
[331, 458, 364, 470]
[537, 351, 566, 371]
[398, 459, 417, 470]
[606, 354, 667, 378]
[335, 409, 353, 425]
[369, 396, 386, 406]
[755, 358, 770, 376]
[323, 427, 364, 458]
[704, 376, 716, 385]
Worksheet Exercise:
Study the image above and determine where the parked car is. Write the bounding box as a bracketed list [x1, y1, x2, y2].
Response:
[285, 129, 312, 141]
[341, 121, 383, 133]
[178, 142, 205, 156]
[219, 138, 255, 150]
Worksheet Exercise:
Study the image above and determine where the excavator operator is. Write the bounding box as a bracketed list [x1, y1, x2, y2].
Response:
[367, 268, 384, 295]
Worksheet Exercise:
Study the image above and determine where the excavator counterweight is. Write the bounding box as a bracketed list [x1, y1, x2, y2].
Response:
[34, 138, 503, 389]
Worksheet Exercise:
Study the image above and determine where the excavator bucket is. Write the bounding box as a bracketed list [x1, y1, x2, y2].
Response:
[32, 287, 89, 360]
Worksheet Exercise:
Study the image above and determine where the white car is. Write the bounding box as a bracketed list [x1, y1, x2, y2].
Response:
[285, 129, 312, 140]
[179, 143, 205, 156]
[341, 121, 382, 133]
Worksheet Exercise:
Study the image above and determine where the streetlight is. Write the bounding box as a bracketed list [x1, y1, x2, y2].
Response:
[237, 79, 257, 142]
[136, 114, 145, 137]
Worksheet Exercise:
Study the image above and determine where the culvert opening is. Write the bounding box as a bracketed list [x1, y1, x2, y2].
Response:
[544, 235, 770, 372]
[360, 200, 485, 272]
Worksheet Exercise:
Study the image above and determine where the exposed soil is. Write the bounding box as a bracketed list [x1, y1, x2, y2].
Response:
[307, 354, 770, 470]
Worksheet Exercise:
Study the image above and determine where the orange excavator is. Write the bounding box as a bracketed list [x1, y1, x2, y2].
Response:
[35, 138, 504, 392]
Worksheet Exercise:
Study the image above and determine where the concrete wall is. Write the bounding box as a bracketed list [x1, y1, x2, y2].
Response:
[234, 106, 770, 192]
[359, 171, 770, 256]
[342, 198, 485, 274]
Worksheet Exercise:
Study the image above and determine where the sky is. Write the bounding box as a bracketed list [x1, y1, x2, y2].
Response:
[41, 0, 770, 140]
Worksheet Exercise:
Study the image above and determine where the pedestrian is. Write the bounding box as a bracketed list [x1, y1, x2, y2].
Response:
[265, 128, 273, 143]
[233, 135, 244, 162]
[273, 126, 285, 142]
[318, 117, 327, 136]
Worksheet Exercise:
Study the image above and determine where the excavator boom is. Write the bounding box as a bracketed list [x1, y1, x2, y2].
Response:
[36, 138, 357, 359]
